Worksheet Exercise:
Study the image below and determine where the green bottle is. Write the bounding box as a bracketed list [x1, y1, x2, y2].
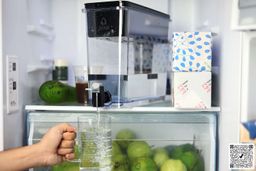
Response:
[39, 80, 77, 104]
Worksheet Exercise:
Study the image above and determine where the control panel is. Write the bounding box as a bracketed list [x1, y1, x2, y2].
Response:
[6, 56, 19, 114]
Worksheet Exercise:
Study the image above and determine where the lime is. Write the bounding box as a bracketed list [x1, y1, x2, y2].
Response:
[112, 154, 129, 169]
[170, 146, 183, 159]
[127, 141, 151, 160]
[131, 157, 157, 171]
[170, 143, 197, 159]
[112, 165, 129, 171]
[192, 154, 204, 171]
[180, 151, 199, 170]
[116, 129, 136, 151]
[153, 148, 169, 168]
[164, 145, 176, 155]
[180, 144, 197, 152]
[112, 141, 122, 155]
[160, 159, 187, 171]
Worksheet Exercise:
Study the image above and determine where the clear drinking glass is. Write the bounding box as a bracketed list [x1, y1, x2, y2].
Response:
[78, 114, 112, 171]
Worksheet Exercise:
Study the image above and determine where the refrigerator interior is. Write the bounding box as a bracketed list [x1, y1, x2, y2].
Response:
[26, 110, 217, 171]
[2, 0, 243, 170]
[3, 0, 222, 98]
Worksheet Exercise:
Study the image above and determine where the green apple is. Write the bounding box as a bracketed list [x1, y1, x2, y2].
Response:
[161, 159, 187, 171]
[127, 141, 151, 160]
[112, 153, 129, 170]
[131, 157, 157, 171]
[116, 129, 136, 151]
[153, 148, 169, 168]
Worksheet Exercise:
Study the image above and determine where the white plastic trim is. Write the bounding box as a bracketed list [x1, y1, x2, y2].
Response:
[240, 32, 256, 122]
[0, 0, 4, 151]
[231, 0, 256, 31]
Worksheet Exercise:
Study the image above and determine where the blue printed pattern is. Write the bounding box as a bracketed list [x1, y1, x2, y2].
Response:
[152, 44, 171, 73]
[172, 32, 212, 72]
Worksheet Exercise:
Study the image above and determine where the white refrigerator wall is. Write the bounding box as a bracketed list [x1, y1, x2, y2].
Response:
[2, 0, 86, 148]
[52, 0, 87, 86]
[2, 0, 53, 148]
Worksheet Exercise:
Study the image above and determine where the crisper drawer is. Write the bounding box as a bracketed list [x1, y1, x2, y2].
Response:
[26, 110, 217, 171]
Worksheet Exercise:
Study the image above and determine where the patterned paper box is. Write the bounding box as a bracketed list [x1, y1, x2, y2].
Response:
[173, 72, 211, 109]
[172, 32, 212, 72]
[240, 123, 256, 143]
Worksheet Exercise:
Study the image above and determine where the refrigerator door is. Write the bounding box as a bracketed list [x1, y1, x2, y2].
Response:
[239, 32, 256, 144]
[240, 32, 256, 123]
[26, 105, 218, 171]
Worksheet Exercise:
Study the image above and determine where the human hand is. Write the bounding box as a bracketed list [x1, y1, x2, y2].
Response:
[37, 123, 76, 166]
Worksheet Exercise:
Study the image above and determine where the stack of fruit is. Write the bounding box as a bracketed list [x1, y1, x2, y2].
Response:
[112, 129, 204, 171]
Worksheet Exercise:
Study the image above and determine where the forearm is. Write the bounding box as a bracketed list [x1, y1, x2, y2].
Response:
[0, 144, 46, 171]
[0, 124, 76, 171]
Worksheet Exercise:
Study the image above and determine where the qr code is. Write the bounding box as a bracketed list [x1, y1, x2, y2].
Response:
[229, 143, 255, 169]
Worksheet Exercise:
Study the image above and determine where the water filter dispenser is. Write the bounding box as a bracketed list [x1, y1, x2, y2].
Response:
[84, 1, 170, 106]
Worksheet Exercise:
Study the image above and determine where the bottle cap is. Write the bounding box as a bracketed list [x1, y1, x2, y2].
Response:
[53, 59, 68, 83]
[54, 59, 68, 67]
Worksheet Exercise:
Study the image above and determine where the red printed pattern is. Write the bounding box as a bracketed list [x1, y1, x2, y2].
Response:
[195, 101, 207, 109]
[202, 80, 211, 93]
[177, 80, 188, 95]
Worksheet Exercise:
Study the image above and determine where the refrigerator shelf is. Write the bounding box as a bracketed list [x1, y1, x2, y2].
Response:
[25, 104, 220, 113]
[26, 65, 52, 73]
[29, 138, 211, 143]
[27, 25, 55, 41]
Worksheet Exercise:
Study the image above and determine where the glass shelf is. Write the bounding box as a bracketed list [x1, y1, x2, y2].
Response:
[25, 100, 220, 113]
